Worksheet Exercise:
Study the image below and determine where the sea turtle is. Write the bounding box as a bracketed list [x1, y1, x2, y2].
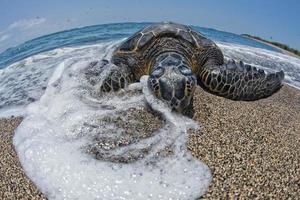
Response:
[99, 22, 284, 112]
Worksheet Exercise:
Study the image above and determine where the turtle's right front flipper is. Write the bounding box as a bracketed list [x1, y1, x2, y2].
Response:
[100, 60, 133, 93]
[199, 60, 284, 100]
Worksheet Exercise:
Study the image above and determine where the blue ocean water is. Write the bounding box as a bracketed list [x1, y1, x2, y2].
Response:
[0, 22, 281, 69]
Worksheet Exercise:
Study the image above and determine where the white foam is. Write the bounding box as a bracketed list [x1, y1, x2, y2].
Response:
[13, 54, 211, 199]
[0, 106, 27, 118]
[0, 41, 120, 110]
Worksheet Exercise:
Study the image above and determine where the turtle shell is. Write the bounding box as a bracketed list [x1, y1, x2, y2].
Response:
[117, 22, 215, 52]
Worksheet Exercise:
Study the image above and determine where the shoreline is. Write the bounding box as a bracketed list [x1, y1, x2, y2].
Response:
[242, 34, 300, 59]
[1, 84, 300, 199]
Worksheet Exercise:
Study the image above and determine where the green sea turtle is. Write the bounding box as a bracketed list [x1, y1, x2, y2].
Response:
[100, 22, 284, 112]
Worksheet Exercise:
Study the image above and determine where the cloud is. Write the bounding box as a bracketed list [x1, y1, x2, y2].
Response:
[0, 17, 79, 53]
[0, 17, 50, 52]
[0, 34, 11, 42]
[8, 18, 47, 30]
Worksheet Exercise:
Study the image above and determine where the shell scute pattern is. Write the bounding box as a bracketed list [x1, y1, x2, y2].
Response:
[190, 30, 214, 48]
[119, 32, 142, 51]
[118, 22, 214, 53]
[138, 32, 154, 49]
[154, 52, 187, 69]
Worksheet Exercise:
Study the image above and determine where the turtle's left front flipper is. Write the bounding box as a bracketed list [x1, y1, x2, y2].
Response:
[199, 60, 284, 100]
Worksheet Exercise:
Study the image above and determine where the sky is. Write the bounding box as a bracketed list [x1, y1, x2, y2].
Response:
[0, 0, 299, 52]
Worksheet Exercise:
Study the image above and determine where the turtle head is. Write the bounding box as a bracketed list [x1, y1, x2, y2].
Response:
[148, 63, 196, 112]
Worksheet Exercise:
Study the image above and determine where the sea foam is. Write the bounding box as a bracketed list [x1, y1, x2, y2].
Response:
[13, 52, 211, 199]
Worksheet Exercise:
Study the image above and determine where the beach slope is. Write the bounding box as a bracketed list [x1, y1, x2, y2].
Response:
[1, 84, 300, 199]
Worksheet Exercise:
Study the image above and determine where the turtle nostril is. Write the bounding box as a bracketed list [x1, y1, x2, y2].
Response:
[148, 78, 160, 93]
[170, 97, 179, 108]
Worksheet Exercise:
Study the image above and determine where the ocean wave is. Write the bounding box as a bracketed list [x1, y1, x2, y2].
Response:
[1, 39, 299, 116]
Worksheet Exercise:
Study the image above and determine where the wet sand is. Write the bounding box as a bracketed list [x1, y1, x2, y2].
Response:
[190, 85, 300, 199]
[0, 117, 46, 200]
[1, 84, 300, 199]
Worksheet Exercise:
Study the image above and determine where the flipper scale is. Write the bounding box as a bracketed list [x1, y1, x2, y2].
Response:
[200, 60, 284, 100]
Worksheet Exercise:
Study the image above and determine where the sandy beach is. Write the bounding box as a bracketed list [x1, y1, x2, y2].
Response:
[190, 85, 300, 199]
[1, 84, 300, 199]
[0, 117, 46, 200]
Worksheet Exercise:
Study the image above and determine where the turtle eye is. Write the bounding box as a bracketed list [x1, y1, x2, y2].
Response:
[178, 65, 192, 75]
[151, 67, 165, 78]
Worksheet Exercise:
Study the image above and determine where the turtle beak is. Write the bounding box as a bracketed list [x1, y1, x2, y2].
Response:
[148, 66, 196, 112]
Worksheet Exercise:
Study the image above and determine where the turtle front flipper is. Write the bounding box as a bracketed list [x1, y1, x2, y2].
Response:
[199, 60, 284, 100]
[100, 60, 133, 93]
